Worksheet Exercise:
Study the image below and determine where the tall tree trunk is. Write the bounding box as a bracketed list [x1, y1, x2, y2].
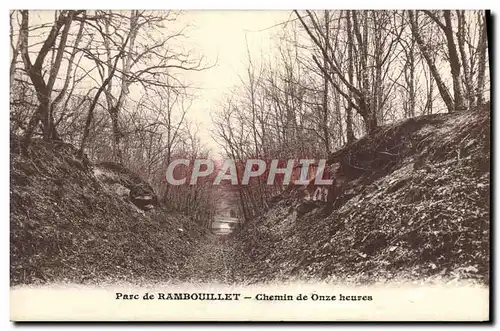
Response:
[442, 10, 466, 111]
[103, 10, 139, 163]
[345, 11, 356, 143]
[408, 42, 416, 117]
[363, 110, 378, 133]
[334, 85, 344, 146]
[352, 11, 377, 132]
[456, 10, 474, 108]
[19, 10, 59, 148]
[44, 16, 73, 141]
[425, 67, 434, 115]
[373, 11, 384, 123]
[50, 16, 85, 126]
[110, 108, 123, 163]
[19, 10, 79, 148]
[322, 10, 331, 154]
[476, 11, 488, 107]
[403, 34, 416, 118]
[10, 11, 21, 88]
[79, 52, 121, 157]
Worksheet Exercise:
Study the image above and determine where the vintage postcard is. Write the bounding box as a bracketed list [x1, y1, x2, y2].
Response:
[9, 9, 491, 322]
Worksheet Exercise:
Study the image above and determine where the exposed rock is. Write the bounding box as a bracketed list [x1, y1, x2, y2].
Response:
[111, 183, 130, 197]
[94, 162, 158, 211]
[296, 200, 320, 217]
[129, 183, 158, 210]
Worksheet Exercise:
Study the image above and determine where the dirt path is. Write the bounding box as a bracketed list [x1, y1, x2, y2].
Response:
[179, 234, 237, 283]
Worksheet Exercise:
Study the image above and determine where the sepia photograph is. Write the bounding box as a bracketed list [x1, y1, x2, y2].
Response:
[9, 8, 491, 322]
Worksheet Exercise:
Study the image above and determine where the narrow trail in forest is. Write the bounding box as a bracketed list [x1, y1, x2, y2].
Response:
[180, 234, 237, 283]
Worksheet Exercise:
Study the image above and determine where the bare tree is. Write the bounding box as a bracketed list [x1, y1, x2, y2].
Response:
[409, 10, 455, 113]
[80, 10, 209, 162]
[476, 11, 489, 107]
[19, 10, 85, 147]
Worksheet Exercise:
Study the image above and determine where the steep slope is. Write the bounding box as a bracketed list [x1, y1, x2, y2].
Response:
[228, 108, 490, 284]
[10, 137, 208, 285]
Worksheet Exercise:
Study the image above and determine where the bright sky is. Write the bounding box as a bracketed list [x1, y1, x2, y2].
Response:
[178, 11, 292, 155]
